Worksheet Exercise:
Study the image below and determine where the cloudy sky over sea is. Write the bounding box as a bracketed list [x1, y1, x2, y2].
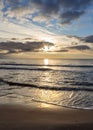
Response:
[0, 0, 93, 59]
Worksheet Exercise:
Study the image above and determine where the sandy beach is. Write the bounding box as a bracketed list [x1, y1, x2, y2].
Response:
[0, 104, 93, 130]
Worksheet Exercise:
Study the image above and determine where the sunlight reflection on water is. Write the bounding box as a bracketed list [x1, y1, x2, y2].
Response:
[0, 59, 93, 109]
[44, 59, 49, 65]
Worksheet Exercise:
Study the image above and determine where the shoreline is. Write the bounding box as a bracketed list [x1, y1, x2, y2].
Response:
[0, 103, 93, 130]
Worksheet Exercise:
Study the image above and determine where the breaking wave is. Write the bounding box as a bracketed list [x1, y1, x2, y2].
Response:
[0, 67, 53, 71]
[0, 63, 93, 68]
[0, 78, 93, 92]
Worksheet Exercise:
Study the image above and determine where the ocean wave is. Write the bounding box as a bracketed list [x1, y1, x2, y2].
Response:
[0, 78, 93, 92]
[32, 99, 93, 110]
[0, 67, 53, 71]
[0, 63, 93, 68]
[64, 81, 93, 86]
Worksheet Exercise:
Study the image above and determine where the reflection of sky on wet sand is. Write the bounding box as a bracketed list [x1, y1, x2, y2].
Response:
[31, 89, 74, 109]
[31, 90, 63, 109]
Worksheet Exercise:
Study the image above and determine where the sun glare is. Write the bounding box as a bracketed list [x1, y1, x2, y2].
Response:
[44, 46, 49, 52]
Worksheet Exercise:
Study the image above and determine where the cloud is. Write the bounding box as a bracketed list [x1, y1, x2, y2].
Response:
[83, 35, 93, 43]
[60, 11, 84, 24]
[2, 0, 93, 24]
[68, 45, 90, 50]
[0, 41, 54, 54]
[0, 1, 4, 19]
[0, 33, 93, 55]
[55, 49, 69, 52]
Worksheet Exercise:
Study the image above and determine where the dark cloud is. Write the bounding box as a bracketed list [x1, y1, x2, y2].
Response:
[2, 0, 93, 24]
[68, 45, 90, 50]
[0, 41, 54, 54]
[0, 37, 92, 54]
[60, 11, 84, 24]
[55, 44, 91, 52]
[55, 49, 69, 52]
[30, 0, 92, 24]
[83, 35, 93, 43]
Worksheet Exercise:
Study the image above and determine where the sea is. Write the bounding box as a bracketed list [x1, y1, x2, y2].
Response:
[0, 58, 93, 110]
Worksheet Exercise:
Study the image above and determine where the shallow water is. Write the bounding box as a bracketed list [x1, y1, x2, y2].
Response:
[0, 58, 93, 109]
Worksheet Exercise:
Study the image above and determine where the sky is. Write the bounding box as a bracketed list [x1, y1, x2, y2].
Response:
[0, 0, 93, 59]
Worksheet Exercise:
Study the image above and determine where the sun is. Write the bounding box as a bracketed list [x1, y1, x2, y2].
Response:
[42, 44, 55, 52]
[43, 46, 49, 52]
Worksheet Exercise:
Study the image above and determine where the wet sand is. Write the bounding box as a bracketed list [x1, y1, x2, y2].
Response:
[0, 104, 93, 130]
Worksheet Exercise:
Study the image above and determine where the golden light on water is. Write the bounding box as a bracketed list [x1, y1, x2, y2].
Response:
[37, 90, 59, 109]
[44, 59, 49, 65]
[32, 71, 62, 109]
[16, 63, 70, 109]
[40, 103, 53, 108]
